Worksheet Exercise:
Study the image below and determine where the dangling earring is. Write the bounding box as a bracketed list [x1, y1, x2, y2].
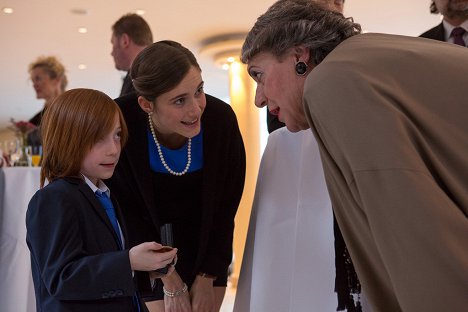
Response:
[295, 61, 308, 76]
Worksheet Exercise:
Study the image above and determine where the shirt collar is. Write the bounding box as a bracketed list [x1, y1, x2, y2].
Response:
[443, 19, 468, 41]
[81, 174, 110, 197]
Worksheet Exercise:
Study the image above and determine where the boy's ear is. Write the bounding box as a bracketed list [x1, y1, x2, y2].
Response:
[138, 96, 154, 113]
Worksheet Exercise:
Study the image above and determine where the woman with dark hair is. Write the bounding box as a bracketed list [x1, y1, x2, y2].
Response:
[107, 40, 246, 312]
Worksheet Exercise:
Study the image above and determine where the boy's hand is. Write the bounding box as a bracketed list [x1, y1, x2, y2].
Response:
[129, 242, 177, 271]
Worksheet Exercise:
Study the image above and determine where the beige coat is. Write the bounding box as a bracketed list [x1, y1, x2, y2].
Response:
[304, 33, 468, 311]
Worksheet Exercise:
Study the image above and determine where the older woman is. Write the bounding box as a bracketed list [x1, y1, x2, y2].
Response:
[28, 56, 67, 126]
[107, 40, 245, 312]
[241, 0, 468, 311]
[266, 0, 345, 133]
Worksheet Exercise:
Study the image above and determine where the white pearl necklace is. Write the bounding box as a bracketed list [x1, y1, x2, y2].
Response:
[148, 113, 191, 176]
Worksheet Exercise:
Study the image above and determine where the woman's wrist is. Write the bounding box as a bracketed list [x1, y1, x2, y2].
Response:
[161, 270, 184, 290]
[163, 283, 188, 297]
[197, 272, 217, 280]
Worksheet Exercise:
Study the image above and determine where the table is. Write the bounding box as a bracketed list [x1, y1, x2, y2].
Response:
[233, 129, 338, 311]
[234, 129, 372, 311]
[0, 167, 40, 312]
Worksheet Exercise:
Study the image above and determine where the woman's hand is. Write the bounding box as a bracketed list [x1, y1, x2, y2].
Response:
[129, 242, 177, 271]
[190, 275, 216, 312]
[164, 291, 192, 312]
[162, 270, 192, 312]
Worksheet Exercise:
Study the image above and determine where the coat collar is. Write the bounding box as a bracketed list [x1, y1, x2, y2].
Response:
[117, 93, 159, 227]
[76, 179, 128, 249]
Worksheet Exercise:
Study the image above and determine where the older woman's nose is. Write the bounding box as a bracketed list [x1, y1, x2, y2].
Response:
[255, 88, 267, 108]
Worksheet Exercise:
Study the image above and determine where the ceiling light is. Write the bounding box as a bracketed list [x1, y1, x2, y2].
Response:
[136, 9, 145, 15]
[2, 7, 14, 14]
[78, 27, 88, 34]
[78, 64, 87, 70]
[221, 63, 230, 71]
[71, 8, 88, 15]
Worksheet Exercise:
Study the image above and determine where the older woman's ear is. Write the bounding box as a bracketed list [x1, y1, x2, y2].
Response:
[294, 45, 311, 64]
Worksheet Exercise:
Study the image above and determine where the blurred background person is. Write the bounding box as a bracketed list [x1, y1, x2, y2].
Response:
[111, 13, 153, 96]
[28, 55, 67, 127]
[27, 55, 67, 147]
[266, 0, 345, 133]
[420, 0, 467, 46]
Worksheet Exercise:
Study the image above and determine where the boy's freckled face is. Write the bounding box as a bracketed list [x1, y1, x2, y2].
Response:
[80, 112, 122, 185]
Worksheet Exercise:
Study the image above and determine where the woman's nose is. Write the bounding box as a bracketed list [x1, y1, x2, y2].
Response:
[255, 88, 267, 108]
[189, 98, 203, 114]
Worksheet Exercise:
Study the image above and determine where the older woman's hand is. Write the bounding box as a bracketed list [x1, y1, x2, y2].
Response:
[164, 291, 192, 312]
[161, 270, 192, 312]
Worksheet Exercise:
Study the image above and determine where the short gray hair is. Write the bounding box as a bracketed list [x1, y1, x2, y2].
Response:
[241, 0, 361, 65]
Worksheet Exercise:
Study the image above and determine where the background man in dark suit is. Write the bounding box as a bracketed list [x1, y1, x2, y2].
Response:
[420, 0, 467, 46]
[111, 14, 153, 96]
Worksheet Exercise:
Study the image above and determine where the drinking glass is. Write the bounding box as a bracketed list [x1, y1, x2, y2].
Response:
[31, 145, 42, 167]
[0, 142, 4, 167]
[7, 139, 20, 165]
[24, 146, 33, 167]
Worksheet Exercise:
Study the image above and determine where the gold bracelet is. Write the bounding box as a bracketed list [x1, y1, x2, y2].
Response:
[163, 283, 188, 297]
[198, 272, 217, 280]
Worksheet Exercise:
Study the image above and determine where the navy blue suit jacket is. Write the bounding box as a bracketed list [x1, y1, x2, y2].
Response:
[26, 177, 147, 312]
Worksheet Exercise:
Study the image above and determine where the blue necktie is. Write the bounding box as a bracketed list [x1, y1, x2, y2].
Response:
[95, 190, 141, 311]
[95, 190, 122, 249]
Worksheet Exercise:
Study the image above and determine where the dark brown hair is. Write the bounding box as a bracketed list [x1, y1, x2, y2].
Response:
[40, 88, 128, 187]
[131, 40, 201, 102]
[112, 13, 153, 46]
[430, 1, 438, 14]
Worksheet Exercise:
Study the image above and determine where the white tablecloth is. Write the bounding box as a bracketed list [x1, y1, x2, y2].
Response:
[234, 128, 372, 311]
[0, 167, 40, 312]
[234, 128, 337, 311]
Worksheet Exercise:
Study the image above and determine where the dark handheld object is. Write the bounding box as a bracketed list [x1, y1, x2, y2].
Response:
[160, 223, 173, 247]
[154, 223, 174, 274]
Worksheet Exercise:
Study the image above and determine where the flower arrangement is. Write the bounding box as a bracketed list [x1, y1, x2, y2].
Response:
[9, 118, 37, 138]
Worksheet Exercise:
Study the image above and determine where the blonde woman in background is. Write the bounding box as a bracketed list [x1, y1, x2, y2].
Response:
[27, 56, 67, 146]
[28, 56, 67, 126]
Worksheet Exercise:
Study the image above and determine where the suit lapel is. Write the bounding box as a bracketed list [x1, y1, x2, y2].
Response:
[78, 182, 123, 249]
[435, 23, 445, 42]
